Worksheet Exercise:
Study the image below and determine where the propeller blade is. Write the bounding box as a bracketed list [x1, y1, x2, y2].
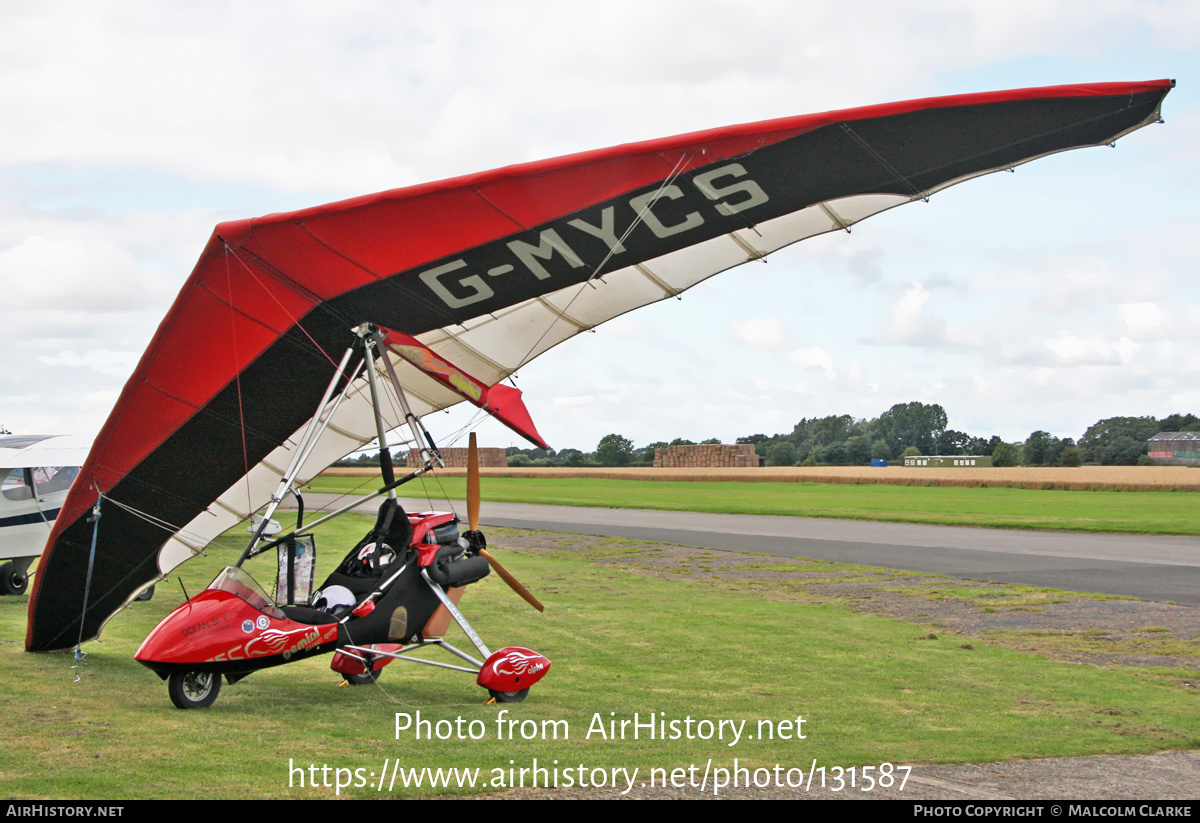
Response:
[481, 548, 544, 613]
[467, 431, 543, 611]
[467, 432, 480, 532]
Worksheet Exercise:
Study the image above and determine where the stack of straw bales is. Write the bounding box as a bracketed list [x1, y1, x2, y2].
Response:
[407, 447, 507, 468]
[654, 444, 761, 468]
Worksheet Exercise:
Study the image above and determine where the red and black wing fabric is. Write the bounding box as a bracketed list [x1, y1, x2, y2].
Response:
[27, 80, 1173, 651]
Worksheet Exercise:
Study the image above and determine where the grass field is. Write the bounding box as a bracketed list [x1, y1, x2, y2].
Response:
[5, 514, 1198, 799]
[305, 474, 1200, 535]
[326, 464, 1200, 491]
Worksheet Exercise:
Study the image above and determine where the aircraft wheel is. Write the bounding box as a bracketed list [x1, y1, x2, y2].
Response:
[1, 563, 28, 596]
[342, 658, 380, 685]
[342, 670, 380, 685]
[168, 671, 221, 709]
[135, 585, 154, 602]
[488, 688, 529, 703]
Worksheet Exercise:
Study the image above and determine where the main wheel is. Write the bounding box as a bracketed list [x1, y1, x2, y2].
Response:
[341, 653, 381, 685]
[488, 688, 529, 703]
[342, 669, 380, 685]
[1, 563, 28, 596]
[135, 585, 154, 602]
[168, 671, 221, 709]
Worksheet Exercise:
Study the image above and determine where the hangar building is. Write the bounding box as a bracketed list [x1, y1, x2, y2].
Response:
[1147, 432, 1200, 466]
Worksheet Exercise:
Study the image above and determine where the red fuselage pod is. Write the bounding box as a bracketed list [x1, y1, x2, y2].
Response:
[476, 647, 551, 694]
[134, 589, 339, 677]
[330, 643, 404, 677]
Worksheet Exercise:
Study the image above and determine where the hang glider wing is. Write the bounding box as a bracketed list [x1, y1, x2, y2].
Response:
[27, 79, 1174, 651]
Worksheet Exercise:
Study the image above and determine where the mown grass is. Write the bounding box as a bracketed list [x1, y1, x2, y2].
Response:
[305, 475, 1200, 535]
[3, 515, 1198, 799]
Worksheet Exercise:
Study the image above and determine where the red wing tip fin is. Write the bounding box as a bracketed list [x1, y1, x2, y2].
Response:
[484, 383, 550, 451]
[382, 331, 549, 450]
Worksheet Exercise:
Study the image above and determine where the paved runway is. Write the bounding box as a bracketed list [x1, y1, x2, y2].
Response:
[300, 494, 1200, 605]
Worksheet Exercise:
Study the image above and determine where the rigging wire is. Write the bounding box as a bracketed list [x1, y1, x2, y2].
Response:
[223, 250, 254, 516]
[225, 246, 344, 373]
[102, 496, 220, 552]
[511, 151, 694, 373]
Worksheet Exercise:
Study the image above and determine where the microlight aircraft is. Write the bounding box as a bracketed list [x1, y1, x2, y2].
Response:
[26, 81, 1174, 707]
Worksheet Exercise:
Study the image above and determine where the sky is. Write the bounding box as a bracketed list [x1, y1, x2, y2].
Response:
[2, 0, 1198, 456]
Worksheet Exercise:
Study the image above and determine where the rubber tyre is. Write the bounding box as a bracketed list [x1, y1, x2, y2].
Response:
[134, 585, 154, 602]
[342, 654, 381, 686]
[342, 670, 380, 685]
[1, 563, 28, 596]
[488, 688, 529, 703]
[168, 671, 221, 709]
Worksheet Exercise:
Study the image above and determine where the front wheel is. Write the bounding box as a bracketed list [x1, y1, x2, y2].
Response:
[488, 688, 529, 703]
[168, 671, 221, 709]
[1, 562, 28, 596]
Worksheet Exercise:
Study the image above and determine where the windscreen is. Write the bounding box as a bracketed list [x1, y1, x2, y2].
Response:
[206, 566, 285, 619]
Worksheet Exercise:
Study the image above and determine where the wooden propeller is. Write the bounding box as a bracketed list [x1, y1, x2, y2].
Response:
[468, 432, 544, 612]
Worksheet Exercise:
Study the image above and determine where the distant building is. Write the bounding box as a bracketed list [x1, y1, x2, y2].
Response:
[902, 455, 993, 468]
[1147, 432, 1200, 466]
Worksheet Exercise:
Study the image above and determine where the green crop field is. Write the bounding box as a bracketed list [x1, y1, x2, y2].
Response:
[4, 514, 1197, 799]
[304, 475, 1200, 535]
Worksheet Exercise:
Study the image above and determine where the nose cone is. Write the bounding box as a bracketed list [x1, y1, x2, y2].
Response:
[135, 589, 264, 668]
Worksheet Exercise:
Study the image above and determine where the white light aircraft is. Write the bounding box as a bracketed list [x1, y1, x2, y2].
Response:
[0, 435, 91, 595]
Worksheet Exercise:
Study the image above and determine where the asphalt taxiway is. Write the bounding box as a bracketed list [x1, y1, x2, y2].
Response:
[301, 494, 1200, 605]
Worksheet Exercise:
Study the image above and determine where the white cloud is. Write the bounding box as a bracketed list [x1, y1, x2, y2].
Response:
[787, 347, 836, 379]
[1042, 333, 1125, 366]
[734, 316, 789, 351]
[1118, 303, 1170, 340]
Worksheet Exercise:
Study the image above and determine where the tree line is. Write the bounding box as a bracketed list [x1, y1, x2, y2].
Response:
[335, 405, 1199, 469]
[501, 406, 1200, 468]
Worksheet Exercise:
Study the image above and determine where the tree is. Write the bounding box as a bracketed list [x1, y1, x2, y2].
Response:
[965, 436, 990, 455]
[877, 402, 947, 456]
[845, 434, 873, 465]
[1023, 431, 1056, 466]
[766, 441, 797, 466]
[1158, 413, 1200, 432]
[991, 442, 1021, 467]
[1046, 437, 1071, 466]
[559, 448, 585, 467]
[1024, 431, 1069, 466]
[737, 434, 768, 445]
[936, 429, 971, 455]
[870, 439, 891, 460]
[1058, 445, 1082, 467]
[596, 434, 635, 466]
[1079, 417, 1158, 464]
[817, 441, 848, 465]
[641, 441, 669, 464]
[1100, 435, 1145, 466]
